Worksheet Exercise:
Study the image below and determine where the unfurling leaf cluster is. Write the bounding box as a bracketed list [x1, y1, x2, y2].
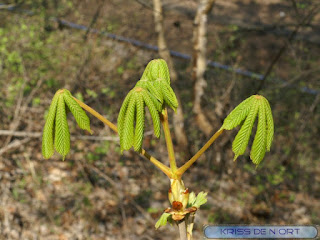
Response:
[187, 191, 208, 209]
[118, 59, 178, 153]
[136, 59, 178, 111]
[220, 95, 274, 165]
[42, 89, 91, 159]
[118, 87, 161, 153]
[155, 191, 208, 229]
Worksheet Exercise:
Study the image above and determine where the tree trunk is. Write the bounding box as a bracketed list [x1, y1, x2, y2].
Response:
[192, 0, 215, 136]
[153, 0, 189, 155]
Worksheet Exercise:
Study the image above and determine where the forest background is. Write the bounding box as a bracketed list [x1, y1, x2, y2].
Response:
[0, 0, 319, 239]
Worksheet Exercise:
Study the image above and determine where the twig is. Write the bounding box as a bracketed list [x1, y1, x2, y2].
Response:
[0, 130, 42, 138]
[0, 138, 31, 156]
[0, 4, 16, 9]
[84, 162, 130, 238]
[3, 52, 44, 147]
[88, 164, 118, 187]
[3, 58, 29, 147]
[0, 130, 153, 141]
[131, 199, 153, 221]
[89, 162, 153, 221]
[310, 94, 320, 113]
[256, 2, 319, 92]
[83, 0, 104, 41]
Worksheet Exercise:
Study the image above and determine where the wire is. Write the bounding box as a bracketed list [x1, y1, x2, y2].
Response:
[1, 3, 319, 95]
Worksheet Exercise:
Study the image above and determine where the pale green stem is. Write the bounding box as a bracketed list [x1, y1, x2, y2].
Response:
[176, 129, 224, 176]
[73, 96, 172, 178]
[161, 108, 177, 174]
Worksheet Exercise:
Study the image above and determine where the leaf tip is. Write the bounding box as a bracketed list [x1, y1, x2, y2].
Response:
[42, 154, 52, 160]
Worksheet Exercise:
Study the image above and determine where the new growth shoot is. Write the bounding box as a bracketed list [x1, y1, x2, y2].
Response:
[42, 59, 274, 240]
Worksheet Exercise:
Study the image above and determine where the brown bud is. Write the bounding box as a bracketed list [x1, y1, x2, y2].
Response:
[172, 201, 183, 211]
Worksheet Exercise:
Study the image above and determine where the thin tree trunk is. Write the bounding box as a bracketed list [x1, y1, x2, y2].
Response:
[153, 0, 177, 82]
[153, 0, 189, 154]
[192, 0, 215, 136]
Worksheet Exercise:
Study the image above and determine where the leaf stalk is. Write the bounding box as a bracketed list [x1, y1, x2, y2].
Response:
[160, 108, 178, 173]
[73, 96, 172, 178]
[176, 129, 224, 176]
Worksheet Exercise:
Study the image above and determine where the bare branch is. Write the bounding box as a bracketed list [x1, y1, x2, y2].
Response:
[0, 130, 153, 141]
[256, 3, 320, 92]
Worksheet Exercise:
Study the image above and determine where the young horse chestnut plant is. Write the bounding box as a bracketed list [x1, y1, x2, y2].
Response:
[42, 59, 274, 240]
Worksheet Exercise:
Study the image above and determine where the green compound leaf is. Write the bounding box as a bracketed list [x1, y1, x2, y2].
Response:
[147, 81, 163, 103]
[136, 80, 163, 104]
[118, 59, 178, 153]
[42, 92, 59, 159]
[221, 96, 254, 130]
[118, 87, 162, 153]
[142, 90, 161, 138]
[151, 59, 170, 84]
[232, 97, 259, 160]
[63, 90, 91, 134]
[155, 212, 171, 229]
[54, 94, 70, 160]
[134, 93, 145, 151]
[140, 63, 151, 82]
[121, 93, 136, 152]
[146, 90, 162, 112]
[136, 59, 177, 112]
[223, 95, 274, 165]
[250, 100, 267, 165]
[263, 98, 274, 151]
[117, 91, 133, 135]
[160, 81, 178, 111]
